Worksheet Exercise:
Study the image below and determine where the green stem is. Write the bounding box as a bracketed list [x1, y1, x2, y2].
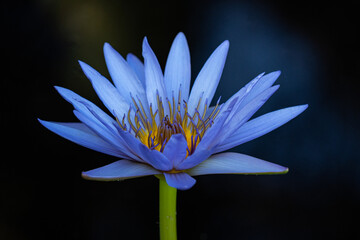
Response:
[159, 176, 177, 240]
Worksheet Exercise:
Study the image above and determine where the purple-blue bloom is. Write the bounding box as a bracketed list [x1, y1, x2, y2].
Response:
[39, 32, 307, 190]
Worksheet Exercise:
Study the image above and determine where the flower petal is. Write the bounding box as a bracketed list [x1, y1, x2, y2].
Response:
[190, 97, 236, 153]
[55, 86, 119, 133]
[104, 43, 149, 113]
[162, 134, 188, 167]
[82, 160, 160, 181]
[187, 152, 288, 176]
[164, 172, 196, 190]
[78, 60, 130, 117]
[187, 40, 229, 115]
[175, 102, 235, 171]
[220, 73, 263, 124]
[221, 72, 265, 113]
[117, 130, 172, 171]
[219, 85, 279, 143]
[38, 120, 125, 158]
[56, 89, 135, 158]
[214, 104, 308, 153]
[138, 144, 172, 171]
[239, 71, 281, 109]
[142, 37, 168, 115]
[164, 32, 191, 104]
[126, 53, 146, 87]
[72, 110, 138, 160]
[176, 148, 212, 171]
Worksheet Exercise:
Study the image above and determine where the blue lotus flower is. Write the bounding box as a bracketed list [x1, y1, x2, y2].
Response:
[39, 32, 307, 190]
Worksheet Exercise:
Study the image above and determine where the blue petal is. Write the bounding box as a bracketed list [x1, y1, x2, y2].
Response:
[187, 40, 229, 115]
[191, 97, 236, 152]
[175, 104, 234, 171]
[104, 43, 149, 114]
[72, 110, 138, 160]
[239, 71, 281, 109]
[82, 160, 160, 181]
[142, 37, 168, 115]
[164, 172, 196, 190]
[187, 152, 288, 176]
[162, 134, 188, 167]
[220, 73, 263, 123]
[38, 120, 125, 158]
[117, 130, 172, 171]
[138, 144, 172, 171]
[56, 88, 135, 157]
[176, 148, 212, 170]
[214, 104, 308, 153]
[221, 72, 264, 112]
[164, 32, 191, 104]
[55, 86, 119, 134]
[196, 108, 232, 150]
[78, 60, 130, 118]
[126, 53, 146, 87]
[219, 85, 279, 143]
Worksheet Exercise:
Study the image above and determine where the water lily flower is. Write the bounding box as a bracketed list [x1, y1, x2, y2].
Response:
[39, 32, 307, 191]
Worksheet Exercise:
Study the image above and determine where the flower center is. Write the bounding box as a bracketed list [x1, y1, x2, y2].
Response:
[116, 91, 221, 156]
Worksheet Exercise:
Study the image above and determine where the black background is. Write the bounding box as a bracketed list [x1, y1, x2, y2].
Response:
[2, 0, 359, 239]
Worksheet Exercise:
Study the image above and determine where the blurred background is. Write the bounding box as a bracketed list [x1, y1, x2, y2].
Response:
[1, 0, 359, 239]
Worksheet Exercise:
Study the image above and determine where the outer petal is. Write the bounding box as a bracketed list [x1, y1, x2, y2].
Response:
[239, 71, 281, 109]
[142, 37, 168, 116]
[55, 86, 119, 134]
[187, 152, 288, 176]
[221, 72, 264, 113]
[79, 61, 130, 117]
[164, 32, 191, 104]
[38, 120, 125, 158]
[72, 110, 137, 159]
[214, 104, 308, 153]
[104, 43, 149, 114]
[162, 134, 188, 167]
[219, 73, 263, 126]
[164, 172, 196, 190]
[218, 85, 280, 143]
[82, 160, 160, 181]
[187, 40, 229, 115]
[126, 53, 146, 87]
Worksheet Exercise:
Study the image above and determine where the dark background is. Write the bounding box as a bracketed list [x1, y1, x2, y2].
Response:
[2, 0, 359, 239]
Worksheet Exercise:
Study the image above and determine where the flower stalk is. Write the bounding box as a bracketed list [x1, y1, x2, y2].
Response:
[159, 176, 177, 240]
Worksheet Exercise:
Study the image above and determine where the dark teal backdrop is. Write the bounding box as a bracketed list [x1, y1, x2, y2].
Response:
[2, 0, 359, 239]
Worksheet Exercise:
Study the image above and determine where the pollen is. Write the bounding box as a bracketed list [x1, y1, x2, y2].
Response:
[116, 90, 221, 156]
